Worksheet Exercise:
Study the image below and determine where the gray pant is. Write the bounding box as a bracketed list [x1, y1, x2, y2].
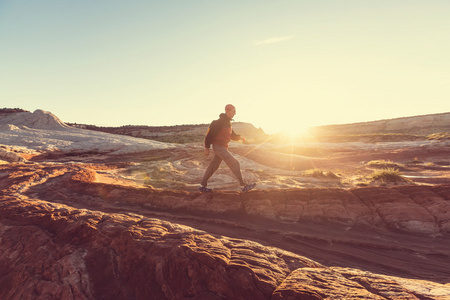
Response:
[201, 144, 245, 186]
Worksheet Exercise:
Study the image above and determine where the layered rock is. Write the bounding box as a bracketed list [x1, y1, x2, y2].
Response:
[0, 196, 310, 299]
[1, 196, 449, 299]
[2, 162, 449, 235]
[58, 166, 450, 234]
[1, 162, 449, 234]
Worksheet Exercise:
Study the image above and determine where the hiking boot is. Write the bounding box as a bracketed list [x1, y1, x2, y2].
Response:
[241, 183, 256, 192]
[198, 186, 212, 192]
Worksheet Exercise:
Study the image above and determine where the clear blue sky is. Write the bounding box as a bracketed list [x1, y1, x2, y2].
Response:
[1, 1, 449, 134]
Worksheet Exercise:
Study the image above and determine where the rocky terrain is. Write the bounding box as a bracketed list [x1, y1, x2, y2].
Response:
[1, 109, 450, 299]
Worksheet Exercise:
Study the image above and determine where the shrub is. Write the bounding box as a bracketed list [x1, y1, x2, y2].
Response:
[370, 168, 410, 183]
[427, 132, 450, 141]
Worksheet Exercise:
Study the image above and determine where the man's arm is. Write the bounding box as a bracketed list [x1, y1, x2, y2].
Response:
[231, 130, 246, 143]
[231, 130, 245, 143]
[230, 130, 241, 141]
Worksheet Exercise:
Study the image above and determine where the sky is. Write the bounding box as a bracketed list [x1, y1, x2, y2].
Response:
[1, 1, 449, 134]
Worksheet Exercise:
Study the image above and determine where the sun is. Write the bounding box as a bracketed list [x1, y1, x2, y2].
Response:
[265, 120, 313, 140]
[285, 125, 312, 139]
[244, 100, 321, 140]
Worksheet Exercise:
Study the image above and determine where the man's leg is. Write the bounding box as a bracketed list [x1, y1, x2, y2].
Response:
[200, 153, 222, 187]
[212, 144, 246, 186]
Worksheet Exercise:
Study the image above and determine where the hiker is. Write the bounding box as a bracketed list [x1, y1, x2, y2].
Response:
[199, 104, 256, 192]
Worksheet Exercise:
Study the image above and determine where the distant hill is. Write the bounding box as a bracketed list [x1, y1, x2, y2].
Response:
[309, 112, 450, 136]
[68, 121, 268, 144]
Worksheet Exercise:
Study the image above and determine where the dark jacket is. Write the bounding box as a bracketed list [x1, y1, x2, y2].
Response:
[204, 113, 241, 149]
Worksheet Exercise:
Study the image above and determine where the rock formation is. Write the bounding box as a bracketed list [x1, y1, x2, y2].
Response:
[0, 110, 174, 156]
[0, 109, 71, 130]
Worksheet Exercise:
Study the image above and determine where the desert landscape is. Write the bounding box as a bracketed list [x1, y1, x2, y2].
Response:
[1, 108, 450, 299]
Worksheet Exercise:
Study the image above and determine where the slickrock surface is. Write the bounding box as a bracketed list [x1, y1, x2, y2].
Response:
[1, 162, 450, 299]
[1, 109, 450, 299]
[53, 165, 450, 235]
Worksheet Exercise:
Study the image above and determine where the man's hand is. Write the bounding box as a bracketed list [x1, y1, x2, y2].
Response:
[204, 148, 210, 156]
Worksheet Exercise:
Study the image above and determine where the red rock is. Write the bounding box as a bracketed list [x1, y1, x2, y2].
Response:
[272, 267, 420, 299]
[0, 196, 319, 299]
[394, 185, 450, 233]
[1, 163, 450, 299]
[351, 186, 439, 233]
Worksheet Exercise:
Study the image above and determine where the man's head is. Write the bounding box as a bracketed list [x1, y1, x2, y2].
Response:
[225, 104, 236, 119]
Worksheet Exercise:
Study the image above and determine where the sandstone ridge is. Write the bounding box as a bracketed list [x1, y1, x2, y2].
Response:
[60, 166, 450, 235]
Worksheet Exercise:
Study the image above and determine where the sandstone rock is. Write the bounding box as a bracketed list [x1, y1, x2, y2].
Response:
[66, 169, 449, 234]
[393, 185, 450, 233]
[242, 190, 283, 219]
[2, 162, 450, 299]
[3, 163, 449, 235]
[2, 195, 449, 299]
[351, 186, 440, 233]
[273, 267, 386, 299]
[0, 196, 317, 300]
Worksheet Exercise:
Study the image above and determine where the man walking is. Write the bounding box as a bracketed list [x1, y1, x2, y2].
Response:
[199, 104, 256, 192]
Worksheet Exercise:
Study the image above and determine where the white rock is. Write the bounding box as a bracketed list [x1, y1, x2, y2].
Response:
[0, 109, 176, 155]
